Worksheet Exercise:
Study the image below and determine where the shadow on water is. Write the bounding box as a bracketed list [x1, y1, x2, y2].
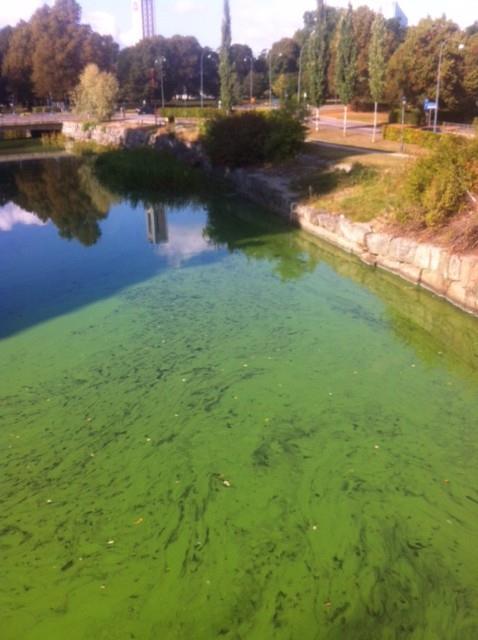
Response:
[0, 157, 477, 384]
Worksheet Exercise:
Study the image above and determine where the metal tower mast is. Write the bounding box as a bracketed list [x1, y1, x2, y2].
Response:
[141, 0, 156, 39]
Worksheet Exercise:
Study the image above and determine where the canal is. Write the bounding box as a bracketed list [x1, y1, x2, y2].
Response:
[0, 158, 477, 639]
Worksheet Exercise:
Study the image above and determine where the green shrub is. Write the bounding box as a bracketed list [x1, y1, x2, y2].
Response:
[400, 136, 478, 226]
[202, 110, 305, 167]
[382, 124, 441, 148]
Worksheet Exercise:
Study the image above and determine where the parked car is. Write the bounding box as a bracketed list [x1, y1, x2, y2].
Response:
[136, 103, 155, 115]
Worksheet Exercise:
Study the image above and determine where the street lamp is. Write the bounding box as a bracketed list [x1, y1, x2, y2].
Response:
[400, 96, 407, 153]
[243, 56, 254, 105]
[200, 50, 212, 109]
[155, 57, 166, 110]
[297, 44, 306, 105]
[433, 41, 465, 134]
[268, 51, 282, 108]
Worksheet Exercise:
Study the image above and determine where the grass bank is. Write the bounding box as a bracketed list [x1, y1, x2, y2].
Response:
[293, 162, 402, 223]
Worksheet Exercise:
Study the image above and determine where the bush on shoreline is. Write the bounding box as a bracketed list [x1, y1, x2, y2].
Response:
[202, 110, 305, 168]
[401, 136, 478, 226]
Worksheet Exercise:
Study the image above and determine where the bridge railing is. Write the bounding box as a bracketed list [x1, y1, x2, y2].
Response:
[0, 113, 76, 127]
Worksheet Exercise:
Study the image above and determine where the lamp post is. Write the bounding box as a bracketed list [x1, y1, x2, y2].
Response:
[297, 44, 306, 105]
[244, 56, 254, 105]
[155, 57, 166, 110]
[400, 96, 407, 153]
[200, 50, 212, 109]
[269, 51, 282, 108]
[433, 41, 465, 134]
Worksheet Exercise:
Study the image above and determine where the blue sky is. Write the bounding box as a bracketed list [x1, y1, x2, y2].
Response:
[1, 1, 476, 53]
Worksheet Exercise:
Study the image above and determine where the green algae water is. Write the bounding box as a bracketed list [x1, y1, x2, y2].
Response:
[1, 159, 478, 640]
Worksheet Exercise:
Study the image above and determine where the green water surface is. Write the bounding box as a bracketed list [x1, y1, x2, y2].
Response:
[0, 159, 477, 639]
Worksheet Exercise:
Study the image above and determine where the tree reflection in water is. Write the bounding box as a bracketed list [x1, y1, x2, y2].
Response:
[204, 195, 318, 281]
[0, 156, 318, 281]
[0, 158, 118, 246]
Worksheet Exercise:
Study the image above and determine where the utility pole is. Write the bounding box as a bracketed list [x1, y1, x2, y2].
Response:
[433, 43, 445, 134]
[155, 57, 166, 109]
[297, 43, 306, 105]
[200, 51, 212, 109]
[244, 56, 254, 105]
[400, 96, 406, 153]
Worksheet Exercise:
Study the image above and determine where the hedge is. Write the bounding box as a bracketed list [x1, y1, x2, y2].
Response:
[382, 124, 441, 149]
[160, 107, 218, 120]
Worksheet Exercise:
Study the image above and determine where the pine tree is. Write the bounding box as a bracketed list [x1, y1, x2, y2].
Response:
[368, 12, 386, 142]
[219, 0, 235, 111]
[335, 3, 356, 135]
[307, 0, 328, 130]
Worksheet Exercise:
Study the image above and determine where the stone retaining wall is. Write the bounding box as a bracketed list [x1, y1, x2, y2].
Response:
[297, 207, 478, 316]
[62, 121, 155, 148]
[229, 170, 478, 317]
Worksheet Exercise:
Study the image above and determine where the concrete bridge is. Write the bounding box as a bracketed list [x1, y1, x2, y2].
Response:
[0, 113, 77, 138]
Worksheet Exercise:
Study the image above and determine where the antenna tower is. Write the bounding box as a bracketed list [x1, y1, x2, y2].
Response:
[141, 0, 156, 39]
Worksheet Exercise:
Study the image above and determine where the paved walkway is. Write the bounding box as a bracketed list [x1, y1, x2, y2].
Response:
[0, 151, 71, 164]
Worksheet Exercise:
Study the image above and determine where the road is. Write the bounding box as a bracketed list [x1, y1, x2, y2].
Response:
[0, 106, 382, 139]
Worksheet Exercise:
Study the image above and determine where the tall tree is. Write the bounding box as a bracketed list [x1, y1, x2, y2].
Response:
[335, 4, 356, 135]
[385, 19, 462, 113]
[307, 0, 328, 130]
[117, 36, 219, 104]
[462, 33, 478, 118]
[368, 13, 386, 142]
[0, 26, 13, 104]
[2, 0, 117, 105]
[2, 21, 34, 104]
[351, 6, 375, 103]
[219, 0, 235, 110]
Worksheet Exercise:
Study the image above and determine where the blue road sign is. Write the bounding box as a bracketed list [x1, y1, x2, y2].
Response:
[424, 100, 437, 111]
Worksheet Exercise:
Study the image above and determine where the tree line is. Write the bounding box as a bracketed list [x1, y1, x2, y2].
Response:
[0, 0, 117, 106]
[0, 0, 477, 121]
